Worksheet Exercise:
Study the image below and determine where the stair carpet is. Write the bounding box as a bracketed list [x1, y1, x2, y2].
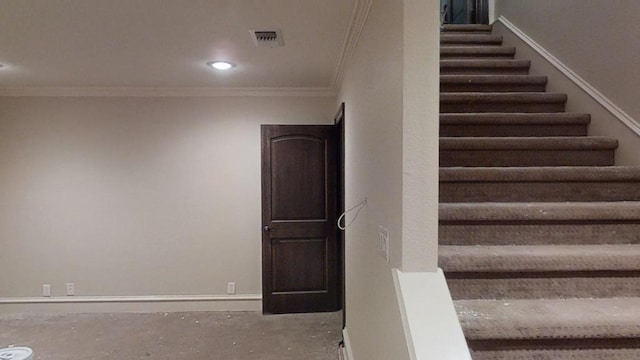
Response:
[439, 24, 640, 359]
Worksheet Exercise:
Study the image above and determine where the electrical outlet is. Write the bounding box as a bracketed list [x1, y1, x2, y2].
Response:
[66, 283, 75, 296]
[378, 226, 390, 263]
[227, 282, 236, 295]
[42, 284, 51, 297]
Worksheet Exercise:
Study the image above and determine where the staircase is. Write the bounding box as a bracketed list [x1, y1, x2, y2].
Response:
[439, 24, 640, 359]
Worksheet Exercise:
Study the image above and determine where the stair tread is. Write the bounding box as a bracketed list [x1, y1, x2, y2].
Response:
[440, 113, 590, 125]
[441, 24, 493, 32]
[440, 244, 640, 272]
[455, 297, 640, 340]
[440, 166, 640, 182]
[440, 136, 618, 150]
[440, 75, 547, 84]
[441, 92, 567, 103]
[440, 46, 515, 56]
[439, 201, 640, 221]
[441, 34, 503, 43]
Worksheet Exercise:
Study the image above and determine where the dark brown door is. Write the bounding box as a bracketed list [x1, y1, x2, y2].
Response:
[261, 125, 339, 314]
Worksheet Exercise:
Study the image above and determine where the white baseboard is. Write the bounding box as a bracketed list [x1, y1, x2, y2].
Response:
[497, 16, 640, 137]
[342, 328, 355, 360]
[0, 294, 262, 313]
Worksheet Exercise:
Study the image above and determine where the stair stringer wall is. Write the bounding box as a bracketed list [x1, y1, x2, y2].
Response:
[491, 18, 640, 166]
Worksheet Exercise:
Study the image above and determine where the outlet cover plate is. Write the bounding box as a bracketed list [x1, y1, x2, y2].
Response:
[227, 282, 236, 295]
[42, 284, 51, 297]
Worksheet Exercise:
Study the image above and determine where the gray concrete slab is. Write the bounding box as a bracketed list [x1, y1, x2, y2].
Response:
[0, 311, 342, 360]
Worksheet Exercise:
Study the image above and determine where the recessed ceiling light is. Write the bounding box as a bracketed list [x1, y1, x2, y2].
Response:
[207, 61, 235, 70]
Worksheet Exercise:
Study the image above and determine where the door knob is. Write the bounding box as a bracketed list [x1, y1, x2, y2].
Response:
[263, 225, 271, 232]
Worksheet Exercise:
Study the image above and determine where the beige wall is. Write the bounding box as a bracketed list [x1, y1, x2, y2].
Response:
[338, 0, 439, 358]
[402, 0, 440, 272]
[494, 0, 640, 164]
[0, 95, 334, 300]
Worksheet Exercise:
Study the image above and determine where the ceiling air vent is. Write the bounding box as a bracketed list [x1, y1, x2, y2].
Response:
[250, 29, 284, 47]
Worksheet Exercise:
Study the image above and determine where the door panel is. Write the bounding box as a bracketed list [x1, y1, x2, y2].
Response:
[271, 136, 326, 221]
[272, 238, 327, 292]
[261, 125, 338, 314]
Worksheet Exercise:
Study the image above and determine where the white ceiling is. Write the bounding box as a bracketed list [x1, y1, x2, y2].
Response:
[0, 0, 355, 90]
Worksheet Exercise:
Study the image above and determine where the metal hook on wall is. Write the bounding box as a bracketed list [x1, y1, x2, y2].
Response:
[337, 198, 368, 231]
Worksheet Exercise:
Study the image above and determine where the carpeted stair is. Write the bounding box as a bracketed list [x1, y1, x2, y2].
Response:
[439, 24, 640, 359]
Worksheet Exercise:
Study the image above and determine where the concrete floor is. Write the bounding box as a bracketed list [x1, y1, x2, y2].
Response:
[0, 311, 342, 360]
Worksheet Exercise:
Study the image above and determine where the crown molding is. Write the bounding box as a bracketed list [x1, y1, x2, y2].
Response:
[0, 86, 336, 97]
[331, 0, 373, 92]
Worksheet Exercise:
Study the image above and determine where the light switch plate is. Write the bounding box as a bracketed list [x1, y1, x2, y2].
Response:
[378, 226, 390, 263]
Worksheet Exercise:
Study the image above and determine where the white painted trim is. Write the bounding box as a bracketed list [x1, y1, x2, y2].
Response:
[0, 87, 336, 98]
[0, 294, 262, 313]
[342, 328, 355, 360]
[331, 0, 373, 92]
[497, 16, 640, 137]
[393, 269, 472, 360]
[0, 294, 261, 304]
[393, 269, 417, 360]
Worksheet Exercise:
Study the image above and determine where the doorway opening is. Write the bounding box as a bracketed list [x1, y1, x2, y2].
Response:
[440, 0, 489, 25]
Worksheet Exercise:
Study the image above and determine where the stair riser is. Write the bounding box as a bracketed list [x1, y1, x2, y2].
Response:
[468, 342, 640, 360]
[441, 25, 493, 33]
[440, 124, 587, 137]
[440, 102, 566, 113]
[447, 275, 640, 300]
[442, 31, 492, 35]
[441, 83, 546, 92]
[441, 39, 503, 46]
[440, 47, 516, 60]
[440, 149, 615, 167]
[440, 182, 640, 202]
[441, 54, 515, 60]
[441, 42, 503, 47]
[441, 67, 529, 75]
[439, 223, 640, 245]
